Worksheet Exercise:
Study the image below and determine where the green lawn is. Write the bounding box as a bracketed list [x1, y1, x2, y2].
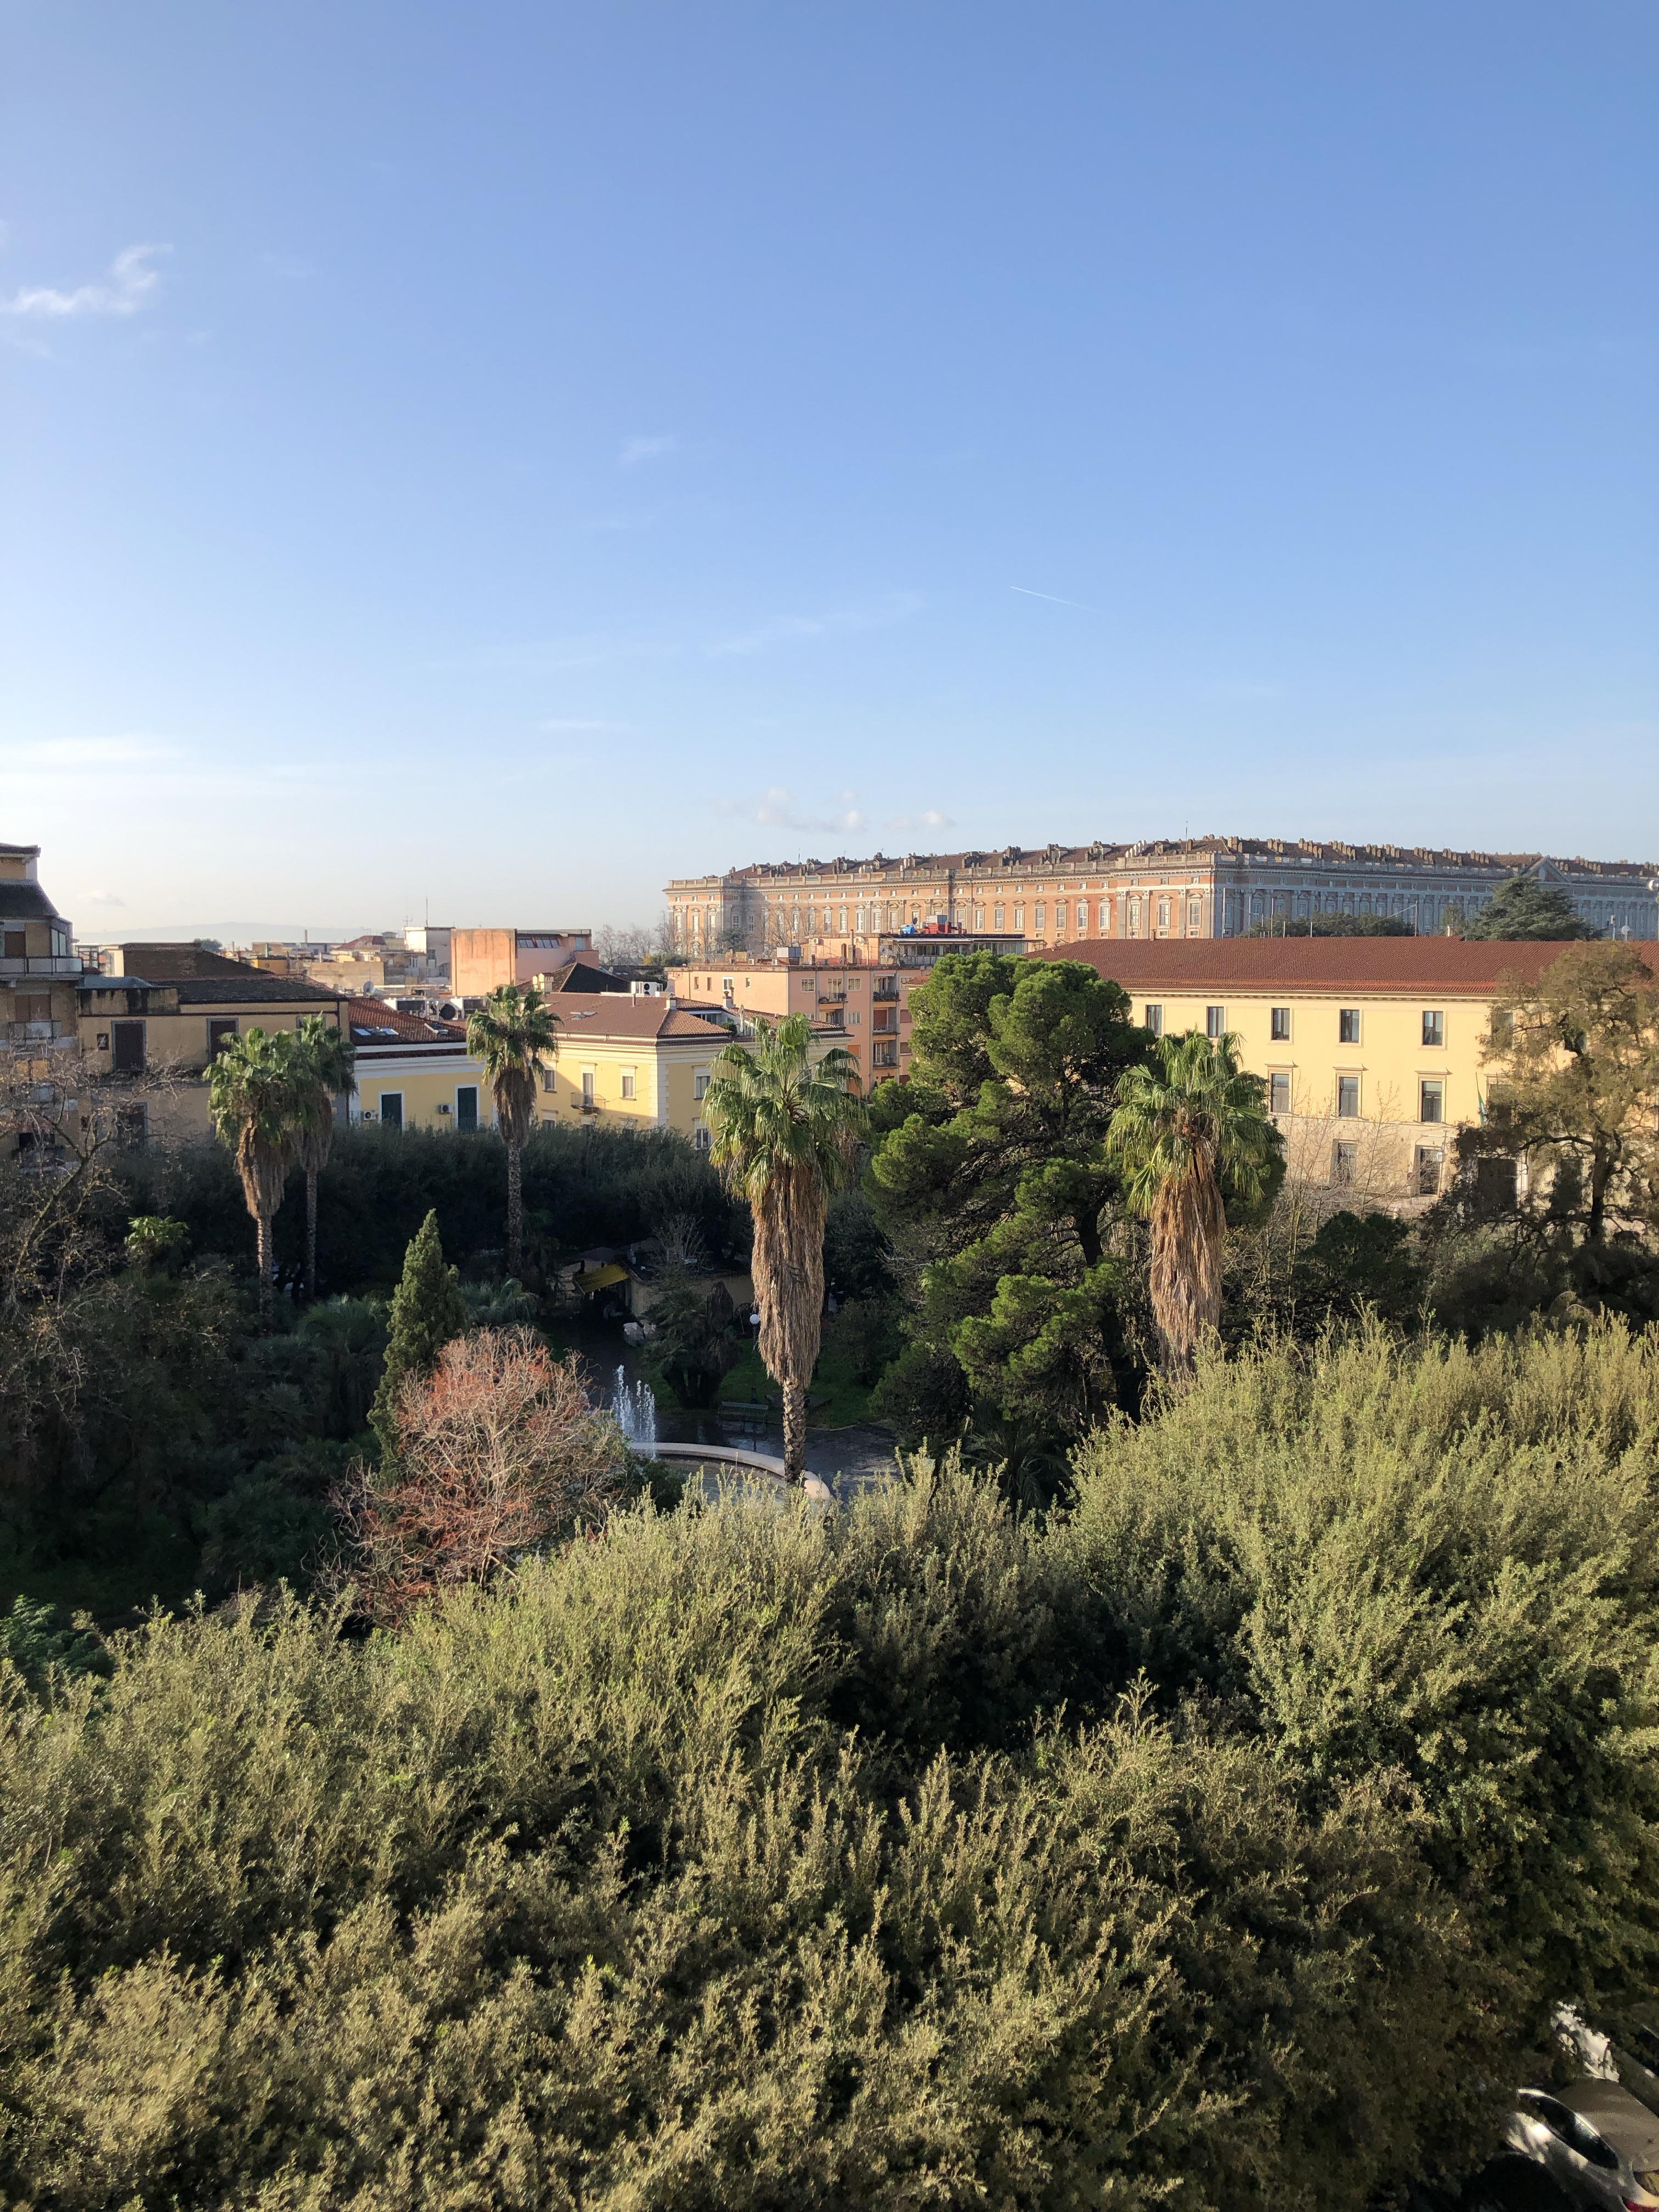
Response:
[707, 1338, 876, 1427]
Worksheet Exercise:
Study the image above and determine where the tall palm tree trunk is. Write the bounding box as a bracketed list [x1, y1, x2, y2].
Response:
[256, 1206, 275, 1326]
[305, 1168, 319, 1300]
[781, 1382, 808, 1484]
[506, 1138, 523, 1278]
[1149, 1171, 1225, 1370]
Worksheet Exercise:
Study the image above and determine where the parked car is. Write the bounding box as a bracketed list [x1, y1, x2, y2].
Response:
[1503, 2080, 1659, 2208]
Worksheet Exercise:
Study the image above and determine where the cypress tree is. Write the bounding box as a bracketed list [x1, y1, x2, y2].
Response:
[370, 1210, 469, 1464]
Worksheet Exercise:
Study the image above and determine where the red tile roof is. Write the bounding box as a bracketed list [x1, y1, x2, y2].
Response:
[1046, 937, 1659, 997]
[550, 992, 729, 1041]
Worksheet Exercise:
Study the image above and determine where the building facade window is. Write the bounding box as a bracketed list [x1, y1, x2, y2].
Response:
[581, 1070, 595, 1106]
[1421, 1009, 1444, 1047]
[1419, 1079, 1444, 1124]
[455, 1085, 479, 1132]
[207, 1017, 239, 1057]
[693, 1070, 709, 1101]
[1269, 1072, 1291, 1115]
[1076, 902, 1087, 934]
[1337, 1075, 1361, 1118]
[1187, 898, 1201, 933]
[1270, 1006, 1291, 1041]
[693, 1123, 711, 1152]
[1144, 1003, 1163, 1036]
[1014, 905, 1025, 930]
[994, 904, 1005, 928]
[1034, 904, 1046, 931]
[1338, 1008, 1361, 1044]
[1157, 897, 1171, 930]
[1333, 1140, 1358, 1186]
[1098, 900, 1110, 932]
[1205, 1005, 1226, 1038]
[620, 1070, 636, 1101]
[1416, 1146, 1444, 1196]
[380, 1092, 404, 1131]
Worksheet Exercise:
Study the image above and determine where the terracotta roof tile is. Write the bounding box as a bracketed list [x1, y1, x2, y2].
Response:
[1046, 936, 1658, 996]
[550, 992, 729, 1041]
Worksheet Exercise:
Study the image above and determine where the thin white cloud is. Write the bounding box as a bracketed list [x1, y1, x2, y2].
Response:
[83, 890, 126, 907]
[718, 786, 870, 834]
[2, 243, 170, 319]
[619, 433, 678, 467]
[452, 594, 924, 676]
[1010, 585, 1099, 614]
[887, 807, 956, 832]
[706, 591, 924, 659]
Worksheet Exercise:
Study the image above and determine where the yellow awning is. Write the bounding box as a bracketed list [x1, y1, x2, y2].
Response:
[581, 1262, 629, 1290]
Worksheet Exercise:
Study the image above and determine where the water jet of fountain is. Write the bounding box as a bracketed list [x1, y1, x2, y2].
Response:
[612, 1365, 659, 1454]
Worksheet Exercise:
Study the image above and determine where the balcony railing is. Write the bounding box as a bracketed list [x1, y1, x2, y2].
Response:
[0, 956, 82, 978]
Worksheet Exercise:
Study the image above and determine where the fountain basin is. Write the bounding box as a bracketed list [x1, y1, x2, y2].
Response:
[644, 1441, 834, 1503]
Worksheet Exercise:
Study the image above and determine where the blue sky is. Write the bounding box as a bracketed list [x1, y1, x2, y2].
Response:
[2, 2, 1655, 939]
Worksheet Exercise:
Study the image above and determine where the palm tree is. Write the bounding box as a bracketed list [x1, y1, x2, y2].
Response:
[702, 1014, 865, 1483]
[466, 983, 558, 1279]
[208, 1026, 302, 1325]
[1107, 1029, 1279, 1372]
[291, 1014, 357, 1300]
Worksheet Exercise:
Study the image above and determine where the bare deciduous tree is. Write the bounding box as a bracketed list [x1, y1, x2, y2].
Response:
[337, 1328, 627, 1623]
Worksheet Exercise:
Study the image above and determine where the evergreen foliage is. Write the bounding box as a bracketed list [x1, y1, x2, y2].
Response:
[207, 1025, 303, 1324]
[702, 1014, 865, 1479]
[110, 1119, 747, 1296]
[290, 1014, 356, 1299]
[465, 983, 560, 1277]
[870, 955, 1153, 1429]
[1108, 1029, 1282, 1368]
[369, 1210, 470, 1464]
[1461, 876, 1601, 940]
[1, 1324, 1657, 2205]
[1245, 910, 1415, 936]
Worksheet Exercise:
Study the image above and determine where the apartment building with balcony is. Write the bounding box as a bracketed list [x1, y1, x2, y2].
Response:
[0, 842, 81, 1055]
[668, 954, 937, 1091]
[667, 839, 1658, 957]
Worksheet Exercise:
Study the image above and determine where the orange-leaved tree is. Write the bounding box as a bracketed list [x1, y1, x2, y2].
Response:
[341, 1326, 626, 1622]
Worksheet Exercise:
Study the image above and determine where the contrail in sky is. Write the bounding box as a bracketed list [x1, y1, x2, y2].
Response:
[1010, 585, 1099, 613]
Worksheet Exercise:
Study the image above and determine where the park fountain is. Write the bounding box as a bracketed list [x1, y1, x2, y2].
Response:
[612, 1367, 659, 1454]
[612, 1364, 837, 1504]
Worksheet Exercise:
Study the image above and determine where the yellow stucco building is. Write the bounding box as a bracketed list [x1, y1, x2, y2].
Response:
[1055, 935, 1650, 1205]
[349, 991, 733, 1144]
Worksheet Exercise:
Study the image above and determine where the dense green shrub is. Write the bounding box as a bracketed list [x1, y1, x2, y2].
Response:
[0, 1472, 1493, 2211]
[3, 1324, 1657, 2204]
[109, 1121, 746, 1296]
[1053, 1321, 1659, 2023]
